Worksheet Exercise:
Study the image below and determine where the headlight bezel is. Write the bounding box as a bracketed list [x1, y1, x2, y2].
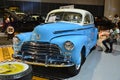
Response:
[13, 36, 20, 45]
[64, 41, 74, 51]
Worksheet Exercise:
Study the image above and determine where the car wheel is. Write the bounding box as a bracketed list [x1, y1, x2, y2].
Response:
[68, 48, 86, 75]
[6, 26, 15, 35]
[0, 61, 32, 80]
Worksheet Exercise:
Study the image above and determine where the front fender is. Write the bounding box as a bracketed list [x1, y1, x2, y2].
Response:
[16, 32, 32, 42]
[50, 35, 88, 65]
[13, 32, 32, 53]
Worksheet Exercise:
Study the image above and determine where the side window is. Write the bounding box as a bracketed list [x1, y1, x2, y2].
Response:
[90, 15, 94, 23]
[84, 14, 90, 24]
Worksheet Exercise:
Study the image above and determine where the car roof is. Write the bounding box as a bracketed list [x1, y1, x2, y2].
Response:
[46, 8, 94, 25]
[48, 8, 92, 15]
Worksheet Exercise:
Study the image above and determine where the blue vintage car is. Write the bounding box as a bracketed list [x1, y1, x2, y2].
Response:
[13, 8, 98, 75]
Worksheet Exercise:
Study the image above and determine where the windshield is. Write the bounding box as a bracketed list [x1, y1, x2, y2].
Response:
[47, 12, 82, 23]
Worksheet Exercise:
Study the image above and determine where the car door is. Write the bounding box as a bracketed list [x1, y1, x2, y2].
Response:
[84, 14, 95, 50]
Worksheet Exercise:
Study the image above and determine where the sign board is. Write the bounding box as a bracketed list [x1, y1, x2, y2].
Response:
[60, 5, 74, 9]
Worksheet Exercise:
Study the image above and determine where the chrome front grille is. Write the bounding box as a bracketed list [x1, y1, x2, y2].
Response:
[21, 41, 60, 55]
[20, 41, 62, 62]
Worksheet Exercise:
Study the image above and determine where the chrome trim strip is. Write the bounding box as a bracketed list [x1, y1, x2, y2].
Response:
[24, 61, 74, 67]
[54, 27, 94, 34]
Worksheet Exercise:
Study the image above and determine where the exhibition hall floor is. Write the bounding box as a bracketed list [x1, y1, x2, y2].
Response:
[68, 45, 120, 80]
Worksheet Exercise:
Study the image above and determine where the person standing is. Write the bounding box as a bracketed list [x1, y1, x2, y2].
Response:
[112, 14, 119, 25]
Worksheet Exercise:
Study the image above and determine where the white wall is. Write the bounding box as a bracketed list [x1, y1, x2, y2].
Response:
[10, 0, 104, 5]
[104, 0, 120, 19]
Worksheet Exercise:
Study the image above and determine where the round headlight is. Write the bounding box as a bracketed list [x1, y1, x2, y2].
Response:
[64, 41, 74, 51]
[13, 36, 20, 45]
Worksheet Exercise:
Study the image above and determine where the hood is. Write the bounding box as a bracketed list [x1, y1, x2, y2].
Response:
[33, 22, 85, 42]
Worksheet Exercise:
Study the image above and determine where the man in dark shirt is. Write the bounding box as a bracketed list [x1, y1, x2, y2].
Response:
[102, 26, 120, 53]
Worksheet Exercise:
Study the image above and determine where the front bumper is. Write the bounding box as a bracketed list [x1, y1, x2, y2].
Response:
[24, 61, 74, 67]
[13, 54, 74, 67]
